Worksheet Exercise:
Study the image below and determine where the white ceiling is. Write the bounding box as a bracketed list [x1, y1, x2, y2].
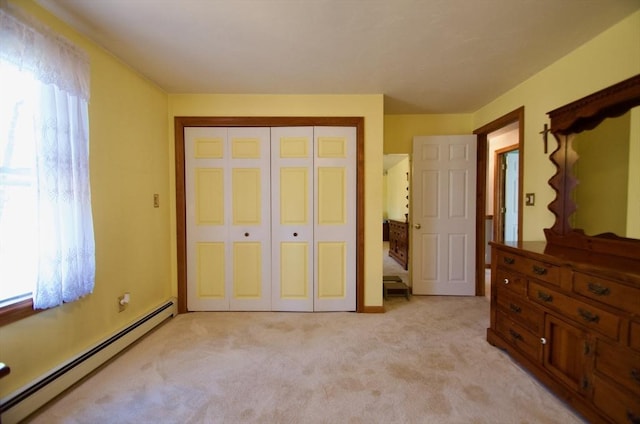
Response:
[35, 0, 640, 114]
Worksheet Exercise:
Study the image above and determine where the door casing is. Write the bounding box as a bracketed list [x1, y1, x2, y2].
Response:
[473, 107, 524, 296]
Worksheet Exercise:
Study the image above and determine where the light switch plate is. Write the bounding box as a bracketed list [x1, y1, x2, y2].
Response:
[525, 193, 535, 206]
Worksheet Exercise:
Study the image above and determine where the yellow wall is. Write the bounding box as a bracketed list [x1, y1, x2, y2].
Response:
[0, 1, 171, 397]
[386, 158, 410, 221]
[473, 10, 640, 240]
[384, 114, 474, 153]
[167, 94, 385, 309]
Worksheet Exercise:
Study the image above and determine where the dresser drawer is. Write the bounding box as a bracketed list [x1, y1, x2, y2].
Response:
[529, 282, 620, 340]
[496, 310, 542, 362]
[495, 268, 526, 296]
[574, 272, 640, 314]
[496, 290, 544, 335]
[592, 373, 640, 424]
[595, 339, 640, 395]
[496, 250, 560, 287]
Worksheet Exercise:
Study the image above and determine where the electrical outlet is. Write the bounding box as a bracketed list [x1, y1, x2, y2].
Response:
[118, 295, 126, 312]
[118, 292, 130, 312]
[153, 193, 160, 208]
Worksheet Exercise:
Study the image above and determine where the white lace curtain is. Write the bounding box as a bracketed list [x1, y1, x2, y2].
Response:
[0, 6, 95, 309]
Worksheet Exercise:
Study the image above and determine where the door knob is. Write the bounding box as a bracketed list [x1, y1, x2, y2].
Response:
[414, 223, 421, 229]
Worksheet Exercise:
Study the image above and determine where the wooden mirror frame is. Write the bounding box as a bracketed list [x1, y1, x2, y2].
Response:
[545, 74, 640, 260]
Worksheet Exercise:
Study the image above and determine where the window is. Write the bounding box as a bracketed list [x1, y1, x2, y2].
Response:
[0, 6, 94, 316]
[0, 62, 39, 306]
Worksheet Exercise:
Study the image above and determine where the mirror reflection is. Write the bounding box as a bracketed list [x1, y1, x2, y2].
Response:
[571, 106, 640, 238]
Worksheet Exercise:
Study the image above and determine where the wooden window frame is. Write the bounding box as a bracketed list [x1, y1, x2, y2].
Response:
[0, 299, 40, 327]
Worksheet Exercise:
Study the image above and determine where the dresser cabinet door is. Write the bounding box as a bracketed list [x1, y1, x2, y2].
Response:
[543, 314, 592, 395]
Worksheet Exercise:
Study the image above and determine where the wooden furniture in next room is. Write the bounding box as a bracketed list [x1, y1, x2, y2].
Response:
[388, 219, 409, 270]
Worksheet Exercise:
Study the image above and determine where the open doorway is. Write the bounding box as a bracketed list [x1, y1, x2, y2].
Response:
[383, 154, 410, 285]
[495, 144, 519, 243]
[474, 107, 524, 297]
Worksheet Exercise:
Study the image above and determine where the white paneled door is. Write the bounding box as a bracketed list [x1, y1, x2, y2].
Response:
[313, 126, 357, 311]
[271, 127, 315, 311]
[504, 150, 519, 242]
[185, 127, 271, 311]
[185, 126, 356, 312]
[411, 135, 476, 296]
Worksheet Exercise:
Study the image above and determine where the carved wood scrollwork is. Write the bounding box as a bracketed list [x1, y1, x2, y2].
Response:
[545, 74, 640, 260]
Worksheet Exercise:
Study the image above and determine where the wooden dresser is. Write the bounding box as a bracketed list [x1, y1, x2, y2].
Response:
[388, 220, 408, 270]
[488, 241, 640, 423]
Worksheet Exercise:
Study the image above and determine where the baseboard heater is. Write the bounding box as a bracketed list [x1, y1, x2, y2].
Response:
[0, 299, 177, 424]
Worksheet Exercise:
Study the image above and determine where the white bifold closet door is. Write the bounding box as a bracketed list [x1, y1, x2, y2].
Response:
[185, 125, 356, 312]
[312, 126, 356, 311]
[270, 127, 315, 311]
[185, 127, 271, 311]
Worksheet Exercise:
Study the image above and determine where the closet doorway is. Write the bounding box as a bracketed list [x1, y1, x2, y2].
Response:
[175, 117, 365, 313]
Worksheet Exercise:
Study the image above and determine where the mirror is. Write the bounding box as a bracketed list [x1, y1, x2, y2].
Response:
[571, 107, 639, 238]
[545, 74, 640, 260]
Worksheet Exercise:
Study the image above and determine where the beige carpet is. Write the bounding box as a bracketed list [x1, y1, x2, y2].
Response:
[27, 296, 585, 423]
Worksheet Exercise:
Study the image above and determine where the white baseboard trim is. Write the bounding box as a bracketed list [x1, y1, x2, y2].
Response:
[0, 298, 177, 424]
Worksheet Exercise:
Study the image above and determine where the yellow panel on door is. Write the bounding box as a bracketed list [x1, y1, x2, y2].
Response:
[231, 138, 261, 158]
[196, 168, 224, 225]
[233, 242, 262, 298]
[196, 242, 225, 298]
[280, 167, 308, 225]
[280, 137, 309, 158]
[317, 167, 346, 225]
[195, 137, 224, 159]
[318, 137, 346, 158]
[317, 242, 346, 298]
[232, 168, 261, 225]
[280, 242, 309, 298]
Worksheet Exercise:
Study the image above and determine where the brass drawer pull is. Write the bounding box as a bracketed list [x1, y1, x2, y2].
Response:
[587, 282, 610, 296]
[537, 291, 553, 302]
[509, 303, 522, 313]
[503, 257, 515, 265]
[578, 308, 600, 323]
[631, 368, 640, 385]
[508, 329, 522, 341]
[532, 265, 547, 275]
